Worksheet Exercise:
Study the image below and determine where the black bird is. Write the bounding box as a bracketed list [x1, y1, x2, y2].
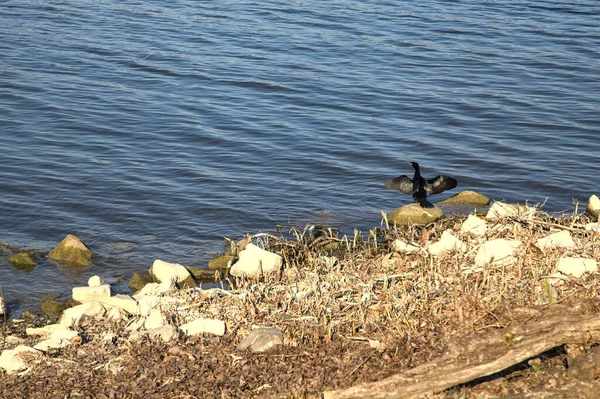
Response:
[385, 162, 457, 208]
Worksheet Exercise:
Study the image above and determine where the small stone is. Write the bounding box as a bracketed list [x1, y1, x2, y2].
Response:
[557, 258, 598, 278]
[230, 244, 283, 278]
[72, 284, 111, 303]
[537, 231, 575, 251]
[460, 214, 488, 238]
[0, 345, 42, 375]
[392, 239, 420, 253]
[27, 323, 72, 339]
[428, 230, 466, 256]
[150, 259, 195, 289]
[208, 255, 234, 270]
[128, 272, 153, 293]
[387, 203, 444, 226]
[34, 329, 79, 352]
[475, 239, 522, 267]
[48, 234, 93, 267]
[144, 309, 167, 330]
[8, 252, 37, 269]
[586, 195, 600, 219]
[148, 325, 178, 342]
[179, 318, 226, 337]
[88, 275, 105, 287]
[5, 336, 26, 345]
[438, 190, 490, 206]
[237, 327, 284, 352]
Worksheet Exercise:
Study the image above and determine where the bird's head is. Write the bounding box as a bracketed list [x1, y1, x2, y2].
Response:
[408, 162, 419, 170]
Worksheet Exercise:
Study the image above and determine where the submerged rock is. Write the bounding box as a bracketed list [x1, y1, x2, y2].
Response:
[8, 252, 37, 270]
[150, 259, 196, 289]
[387, 203, 444, 226]
[586, 195, 600, 220]
[185, 266, 225, 282]
[237, 326, 284, 352]
[208, 255, 234, 270]
[48, 234, 93, 267]
[230, 243, 283, 278]
[438, 190, 490, 207]
[39, 297, 78, 319]
[128, 272, 153, 293]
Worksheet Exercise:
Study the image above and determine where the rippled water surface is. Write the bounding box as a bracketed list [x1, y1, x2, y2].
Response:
[1, 0, 599, 314]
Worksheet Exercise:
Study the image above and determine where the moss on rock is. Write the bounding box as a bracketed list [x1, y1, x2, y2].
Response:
[39, 297, 78, 319]
[8, 252, 38, 270]
[48, 234, 93, 267]
[438, 190, 491, 207]
[208, 255, 234, 270]
[388, 203, 444, 226]
[128, 272, 153, 293]
[186, 266, 228, 283]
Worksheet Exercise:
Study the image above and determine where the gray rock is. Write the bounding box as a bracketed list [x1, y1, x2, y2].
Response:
[128, 272, 153, 293]
[8, 252, 37, 270]
[237, 327, 284, 352]
[387, 203, 444, 226]
[48, 234, 93, 267]
[438, 190, 490, 207]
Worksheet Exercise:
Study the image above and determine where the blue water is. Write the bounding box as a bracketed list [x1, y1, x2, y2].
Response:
[1, 0, 599, 315]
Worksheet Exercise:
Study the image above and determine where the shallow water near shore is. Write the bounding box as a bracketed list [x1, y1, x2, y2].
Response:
[1, 0, 599, 315]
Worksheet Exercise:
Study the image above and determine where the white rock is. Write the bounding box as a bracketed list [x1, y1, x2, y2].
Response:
[392, 239, 420, 253]
[133, 281, 177, 299]
[460, 214, 488, 238]
[34, 329, 79, 352]
[0, 345, 42, 375]
[72, 284, 111, 303]
[148, 325, 178, 342]
[5, 336, 26, 345]
[150, 259, 192, 284]
[537, 231, 575, 251]
[98, 294, 137, 314]
[125, 318, 145, 332]
[106, 307, 129, 323]
[486, 202, 533, 220]
[26, 323, 71, 339]
[475, 239, 522, 267]
[585, 223, 600, 233]
[59, 301, 106, 327]
[88, 275, 105, 287]
[144, 309, 167, 330]
[0, 293, 6, 316]
[230, 243, 283, 278]
[557, 258, 598, 278]
[179, 318, 226, 337]
[237, 327, 284, 352]
[587, 194, 600, 219]
[428, 230, 466, 256]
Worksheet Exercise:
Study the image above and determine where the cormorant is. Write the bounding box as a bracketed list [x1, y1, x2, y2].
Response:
[385, 162, 457, 208]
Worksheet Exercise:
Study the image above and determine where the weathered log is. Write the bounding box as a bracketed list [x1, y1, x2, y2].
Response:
[324, 312, 600, 399]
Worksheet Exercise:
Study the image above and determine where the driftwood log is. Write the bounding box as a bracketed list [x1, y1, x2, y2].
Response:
[324, 311, 600, 399]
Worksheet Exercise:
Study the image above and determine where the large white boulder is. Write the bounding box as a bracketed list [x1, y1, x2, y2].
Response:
[460, 214, 488, 238]
[557, 258, 598, 278]
[0, 345, 42, 375]
[586, 195, 600, 219]
[428, 230, 466, 256]
[72, 284, 111, 303]
[230, 243, 283, 278]
[59, 301, 106, 327]
[150, 259, 193, 285]
[536, 231, 575, 251]
[475, 239, 522, 267]
[179, 318, 226, 337]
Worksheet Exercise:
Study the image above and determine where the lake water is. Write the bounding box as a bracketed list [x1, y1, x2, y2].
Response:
[1, 0, 599, 315]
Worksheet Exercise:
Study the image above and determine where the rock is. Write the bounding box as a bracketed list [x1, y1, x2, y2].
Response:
[0, 345, 42, 375]
[586, 195, 600, 219]
[237, 327, 284, 352]
[88, 275, 105, 287]
[208, 255, 234, 270]
[387, 203, 444, 226]
[48, 234, 93, 267]
[148, 325, 178, 342]
[144, 309, 167, 330]
[106, 307, 128, 323]
[537, 231, 576, 251]
[460, 214, 488, 238]
[585, 223, 600, 233]
[128, 272, 153, 293]
[392, 239, 420, 253]
[34, 328, 79, 352]
[557, 258, 598, 278]
[185, 266, 224, 282]
[133, 280, 177, 299]
[229, 243, 283, 278]
[72, 284, 111, 303]
[8, 252, 37, 269]
[5, 336, 26, 345]
[438, 190, 490, 206]
[179, 318, 226, 337]
[98, 294, 137, 314]
[150, 259, 196, 289]
[59, 301, 106, 327]
[0, 293, 6, 317]
[428, 230, 467, 256]
[486, 202, 533, 220]
[39, 297, 74, 319]
[27, 323, 72, 339]
[475, 239, 522, 267]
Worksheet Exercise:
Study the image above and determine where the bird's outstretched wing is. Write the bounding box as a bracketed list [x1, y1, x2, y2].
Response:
[384, 175, 413, 194]
[424, 175, 457, 195]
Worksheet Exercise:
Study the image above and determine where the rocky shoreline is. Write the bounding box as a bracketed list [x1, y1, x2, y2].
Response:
[1, 192, 599, 398]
